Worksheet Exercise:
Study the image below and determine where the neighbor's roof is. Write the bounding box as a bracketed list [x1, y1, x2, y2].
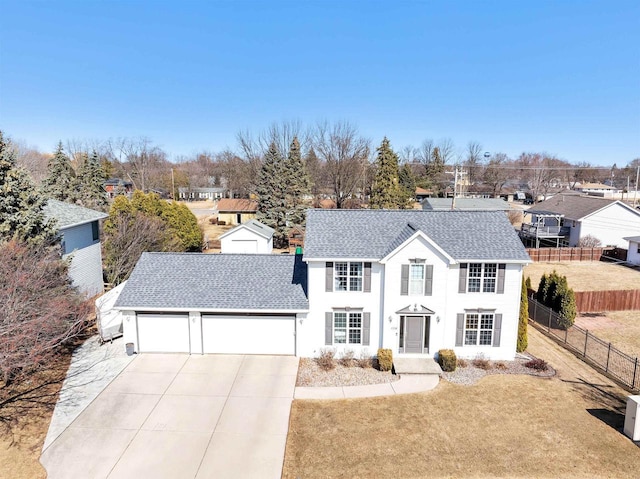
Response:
[528, 194, 636, 220]
[577, 182, 617, 190]
[114, 253, 308, 311]
[44, 199, 108, 229]
[421, 198, 511, 211]
[303, 209, 530, 262]
[217, 198, 258, 212]
[219, 219, 275, 240]
[623, 236, 640, 243]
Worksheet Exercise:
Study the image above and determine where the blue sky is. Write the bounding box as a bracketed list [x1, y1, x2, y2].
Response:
[1, 0, 638, 166]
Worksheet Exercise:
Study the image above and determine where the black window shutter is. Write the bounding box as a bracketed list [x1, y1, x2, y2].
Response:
[362, 313, 370, 346]
[497, 264, 506, 294]
[455, 313, 464, 346]
[424, 265, 433, 296]
[401, 264, 409, 295]
[364, 262, 371, 292]
[458, 263, 468, 294]
[325, 312, 333, 345]
[493, 314, 502, 347]
[325, 262, 333, 292]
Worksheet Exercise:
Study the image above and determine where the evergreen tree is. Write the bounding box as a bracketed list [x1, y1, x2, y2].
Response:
[76, 150, 108, 211]
[42, 142, 76, 202]
[517, 278, 528, 352]
[398, 163, 416, 208]
[370, 137, 403, 209]
[282, 137, 312, 226]
[0, 131, 57, 245]
[256, 142, 288, 247]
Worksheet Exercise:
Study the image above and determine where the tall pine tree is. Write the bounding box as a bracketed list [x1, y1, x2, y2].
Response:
[256, 142, 288, 247]
[0, 131, 57, 245]
[42, 142, 77, 202]
[76, 150, 108, 211]
[370, 137, 403, 209]
[398, 163, 416, 208]
[282, 137, 312, 226]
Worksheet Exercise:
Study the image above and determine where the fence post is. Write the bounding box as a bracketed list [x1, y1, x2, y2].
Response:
[633, 358, 638, 391]
[605, 343, 611, 373]
[583, 330, 589, 358]
[564, 327, 568, 344]
[548, 308, 552, 332]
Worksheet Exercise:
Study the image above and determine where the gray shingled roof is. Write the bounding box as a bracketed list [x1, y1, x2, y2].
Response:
[624, 236, 640, 243]
[303, 209, 530, 262]
[528, 194, 635, 220]
[44, 199, 108, 229]
[114, 253, 308, 311]
[219, 219, 274, 240]
[422, 198, 511, 211]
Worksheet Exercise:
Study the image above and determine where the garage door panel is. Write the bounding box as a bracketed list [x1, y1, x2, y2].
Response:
[202, 315, 295, 355]
[137, 314, 190, 353]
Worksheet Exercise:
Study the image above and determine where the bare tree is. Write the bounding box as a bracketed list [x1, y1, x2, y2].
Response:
[516, 152, 565, 201]
[312, 121, 371, 208]
[416, 139, 435, 171]
[400, 145, 419, 164]
[0, 241, 90, 385]
[12, 140, 50, 185]
[437, 138, 457, 164]
[483, 153, 511, 197]
[465, 141, 483, 185]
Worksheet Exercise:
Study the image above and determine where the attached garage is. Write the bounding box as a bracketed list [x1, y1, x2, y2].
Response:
[202, 315, 295, 355]
[136, 313, 190, 353]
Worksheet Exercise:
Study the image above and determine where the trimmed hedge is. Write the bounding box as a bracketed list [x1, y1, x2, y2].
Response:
[377, 348, 393, 371]
[437, 349, 457, 372]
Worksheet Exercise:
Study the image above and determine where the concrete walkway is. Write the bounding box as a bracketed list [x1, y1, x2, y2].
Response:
[295, 373, 440, 399]
[40, 353, 299, 479]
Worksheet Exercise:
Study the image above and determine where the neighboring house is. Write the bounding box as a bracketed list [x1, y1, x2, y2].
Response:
[624, 236, 640, 265]
[219, 219, 274, 254]
[288, 226, 305, 249]
[179, 186, 226, 201]
[415, 187, 433, 201]
[116, 209, 530, 360]
[521, 194, 640, 248]
[217, 198, 258, 225]
[116, 254, 308, 355]
[421, 198, 510, 211]
[575, 182, 621, 197]
[104, 178, 133, 199]
[44, 200, 108, 297]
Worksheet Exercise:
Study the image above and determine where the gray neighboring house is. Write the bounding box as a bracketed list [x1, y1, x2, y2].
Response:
[116, 253, 308, 355]
[44, 200, 108, 297]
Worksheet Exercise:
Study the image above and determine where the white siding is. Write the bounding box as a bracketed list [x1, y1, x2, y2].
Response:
[627, 240, 640, 265]
[220, 228, 272, 254]
[580, 204, 640, 248]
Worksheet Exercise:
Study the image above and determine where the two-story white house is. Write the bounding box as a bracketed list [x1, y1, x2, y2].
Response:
[116, 209, 530, 360]
[300, 209, 531, 361]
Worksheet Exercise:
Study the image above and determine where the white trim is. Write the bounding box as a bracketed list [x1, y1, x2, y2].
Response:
[116, 307, 308, 313]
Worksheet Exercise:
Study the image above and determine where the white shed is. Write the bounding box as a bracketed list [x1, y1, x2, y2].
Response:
[219, 219, 274, 254]
[624, 236, 640, 265]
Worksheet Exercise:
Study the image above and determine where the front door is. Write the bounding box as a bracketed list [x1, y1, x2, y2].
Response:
[405, 316, 424, 353]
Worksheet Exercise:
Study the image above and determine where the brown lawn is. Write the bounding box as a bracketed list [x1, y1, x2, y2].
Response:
[524, 261, 640, 291]
[283, 329, 640, 479]
[577, 311, 640, 359]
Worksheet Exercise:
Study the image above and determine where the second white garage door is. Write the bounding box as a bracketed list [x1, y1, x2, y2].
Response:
[202, 315, 295, 355]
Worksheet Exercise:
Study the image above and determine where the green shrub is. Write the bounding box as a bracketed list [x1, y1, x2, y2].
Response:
[377, 348, 393, 371]
[525, 276, 532, 290]
[517, 278, 529, 352]
[437, 349, 457, 372]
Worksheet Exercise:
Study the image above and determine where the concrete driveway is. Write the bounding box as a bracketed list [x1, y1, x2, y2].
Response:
[40, 354, 299, 479]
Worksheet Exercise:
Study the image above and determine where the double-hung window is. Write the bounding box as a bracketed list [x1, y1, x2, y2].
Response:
[409, 264, 425, 295]
[335, 262, 363, 292]
[464, 313, 494, 346]
[333, 311, 362, 344]
[467, 263, 497, 293]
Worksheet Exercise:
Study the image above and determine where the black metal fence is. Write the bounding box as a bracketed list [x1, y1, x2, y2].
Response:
[528, 294, 640, 392]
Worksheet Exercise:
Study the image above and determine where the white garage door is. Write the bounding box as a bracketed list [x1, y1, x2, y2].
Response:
[230, 240, 258, 253]
[202, 315, 295, 355]
[137, 314, 190, 353]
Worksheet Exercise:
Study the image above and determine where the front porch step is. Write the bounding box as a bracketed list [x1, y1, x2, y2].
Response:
[393, 357, 442, 375]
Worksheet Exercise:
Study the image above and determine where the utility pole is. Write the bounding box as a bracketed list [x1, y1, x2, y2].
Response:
[635, 165, 639, 208]
[171, 168, 176, 201]
[452, 166, 458, 210]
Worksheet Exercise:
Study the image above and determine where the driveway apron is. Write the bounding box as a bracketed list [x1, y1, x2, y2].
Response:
[40, 353, 299, 479]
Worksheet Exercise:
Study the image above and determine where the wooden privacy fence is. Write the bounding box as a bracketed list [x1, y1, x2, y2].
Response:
[526, 247, 612, 262]
[574, 290, 640, 312]
[528, 295, 640, 392]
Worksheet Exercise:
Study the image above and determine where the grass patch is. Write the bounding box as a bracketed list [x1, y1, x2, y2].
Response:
[524, 261, 640, 292]
[583, 311, 640, 359]
[283, 375, 639, 479]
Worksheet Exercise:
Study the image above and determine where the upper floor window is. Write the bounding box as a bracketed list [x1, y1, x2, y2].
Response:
[460, 263, 503, 294]
[335, 261, 363, 292]
[401, 261, 433, 296]
[409, 264, 425, 295]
